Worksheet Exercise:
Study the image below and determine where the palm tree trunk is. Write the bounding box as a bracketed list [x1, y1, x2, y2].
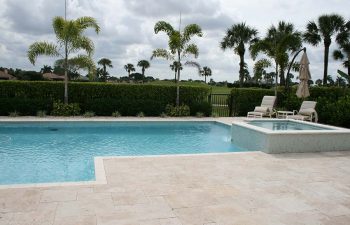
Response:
[174, 70, 177, 83]
[239, 54, 244, 87]
[323, 44, 330, 85]
[275, 63, 279, 97]
[176, 52, 181, 106]
[64, 41, 68, 104]
[348, 56, 350, 77]
[205, 75, 207, 83]
[279, 68, 285, 86]
[142, 68, 145, 83]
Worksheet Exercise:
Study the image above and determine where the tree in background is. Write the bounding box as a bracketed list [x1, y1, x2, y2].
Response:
[250, 21, 302, 90]
[333, 20, 350, 77]
[151, 20, 202, 105]
[40, 65, 53, 73]
[137, 60, 150, 83]
[201, 66, 212, 83]
[98, 58, 113, 81]
[28, 16, 99, 103]
[124, 63, 135, 77]
[170, 61, 182, 83]
[304, 14, 346, 85]
[220, 23, 258, 87]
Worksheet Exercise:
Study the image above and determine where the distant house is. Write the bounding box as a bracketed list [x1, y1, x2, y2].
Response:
[42, 73, 64, 81]
[0, 70, 17, 80]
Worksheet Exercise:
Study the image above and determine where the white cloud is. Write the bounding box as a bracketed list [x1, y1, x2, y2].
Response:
[0, 0, 349, 82]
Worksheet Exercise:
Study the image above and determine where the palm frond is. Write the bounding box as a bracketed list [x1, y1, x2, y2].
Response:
[184, 61, 201, 75]
[183, 24, 203, 42]
[27, 42, 60, 65]
[154, 21, 175, 36]
[70, 36, 94, 55]
[303, 21, 321, 46]
[75, 16, 100, 34]
[52, 16, 66, 40]
[69, 55, 96, 71]
[182, 44, 199, 58]
[333, 50, 344, 60]
[150, 49, 174, 60]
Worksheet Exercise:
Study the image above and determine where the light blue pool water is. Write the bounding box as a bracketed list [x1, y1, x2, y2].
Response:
[0, 121, 247, 185]
[248, 120, 333, 131]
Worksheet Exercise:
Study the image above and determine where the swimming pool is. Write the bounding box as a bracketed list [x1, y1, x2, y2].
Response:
[0, 121, 247, 185]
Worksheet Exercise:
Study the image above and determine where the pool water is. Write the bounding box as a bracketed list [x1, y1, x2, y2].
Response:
[248, 120, 333, 131]
[0, 121, 246, 185]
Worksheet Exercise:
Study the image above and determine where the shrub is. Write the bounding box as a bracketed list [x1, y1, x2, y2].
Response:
[9, 111, 20, 117]
[165, 104, 190, 117]
[51, 102, 80, 116]
[111, 111, 121, 117]
[196, 112, 204, 117]
[136, 112, 145, 117]
[160, 112, 167, 118]
[36, 110, 47, 117]
[0, 81, 210, 116]
[190, 101, 212, 116]
[83, 111, 95, 117]
[230, 87, 350, 127]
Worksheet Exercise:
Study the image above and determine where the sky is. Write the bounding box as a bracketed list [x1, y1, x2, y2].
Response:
[0, 0, 349, 82]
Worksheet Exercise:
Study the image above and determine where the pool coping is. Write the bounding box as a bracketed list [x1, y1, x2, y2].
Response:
[0, 117, 240, 189]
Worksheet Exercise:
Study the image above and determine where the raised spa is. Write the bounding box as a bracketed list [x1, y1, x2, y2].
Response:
[231, 119, 350, 153]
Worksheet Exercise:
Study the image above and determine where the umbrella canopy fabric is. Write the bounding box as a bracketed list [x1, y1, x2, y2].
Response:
[296, 52, 311, 98]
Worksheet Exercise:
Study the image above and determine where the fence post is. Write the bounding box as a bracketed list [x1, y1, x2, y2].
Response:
[229, 94, 233, 117]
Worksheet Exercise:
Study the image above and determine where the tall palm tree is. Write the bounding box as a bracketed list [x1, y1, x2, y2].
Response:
[170, 61, 182, 83]
[137, 60, 150, 82]
[334, 21, 350, 76]
[303, 14, 346, 85]
[200, 66, 212, 83]
[221, 23, 258, 87]
[151, 20, 202, 106]
[250, 21, 302, 93]
[98, 58, 113, 80]
[124, 63, 135, 77]
[28, 16, 99, 103]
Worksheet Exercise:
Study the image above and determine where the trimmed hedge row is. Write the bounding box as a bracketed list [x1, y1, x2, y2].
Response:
[231, 87, 350, 127]
[0, 81, 211, 116]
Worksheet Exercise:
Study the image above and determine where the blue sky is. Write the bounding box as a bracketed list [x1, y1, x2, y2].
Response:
[0, 0, 349, 82]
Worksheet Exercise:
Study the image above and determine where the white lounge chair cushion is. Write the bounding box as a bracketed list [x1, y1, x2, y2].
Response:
[254, 106, 269, 113]
[299, 108, 315, 116]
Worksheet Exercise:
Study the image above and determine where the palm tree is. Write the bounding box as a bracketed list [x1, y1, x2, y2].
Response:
[124, 63, 135, 77]
[28, 16, 99, 103]
[303, 14, 346, 85]
[151, 20, 202, 106]
[40, 65, 53, 73]
[221, 23, 258, 87]
[201, 66, 212, 83]
[98, 58, 113, 81]
[170, 61, 182, 83]
[334, 21, 350, 76]
[137, 60, 150, 82]
[250, 21, 302, 94]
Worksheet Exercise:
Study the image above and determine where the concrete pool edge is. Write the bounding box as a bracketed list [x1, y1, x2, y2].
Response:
[0, 151, 260, 189]
[232, 119, 350, 153]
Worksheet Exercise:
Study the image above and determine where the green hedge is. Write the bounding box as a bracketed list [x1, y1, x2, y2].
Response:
[0, 81, 210, 116]
[230, 87, 350, 127]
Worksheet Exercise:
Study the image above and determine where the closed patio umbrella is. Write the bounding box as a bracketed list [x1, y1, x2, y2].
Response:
[296, 52, 311, 98]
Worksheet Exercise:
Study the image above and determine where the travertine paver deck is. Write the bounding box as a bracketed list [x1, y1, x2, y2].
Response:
[1, 151, 350, 225]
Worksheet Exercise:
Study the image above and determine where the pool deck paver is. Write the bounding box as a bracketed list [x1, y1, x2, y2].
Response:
[0, 117, 350, 225]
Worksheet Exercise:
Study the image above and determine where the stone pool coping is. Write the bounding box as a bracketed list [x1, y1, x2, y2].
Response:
[0, 117, 242, 189]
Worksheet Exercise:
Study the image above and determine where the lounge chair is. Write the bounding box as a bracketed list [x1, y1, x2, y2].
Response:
[247, 96, 276, 118]
[287, 101, 318, 122]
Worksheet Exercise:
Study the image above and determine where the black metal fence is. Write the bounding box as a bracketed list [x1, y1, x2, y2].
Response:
[208, 94, 232, 117]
